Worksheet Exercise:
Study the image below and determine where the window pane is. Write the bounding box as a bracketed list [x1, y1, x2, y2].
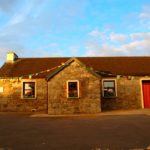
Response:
[68, 82, 78, 98]
[104, 81, 114, 87]
[23, 82, 35, 98]
[0, 87, 3, 93]
[103, 80, 116, 97]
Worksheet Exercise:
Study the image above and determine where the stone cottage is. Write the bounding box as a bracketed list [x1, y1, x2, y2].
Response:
[0, 51, 150, 114]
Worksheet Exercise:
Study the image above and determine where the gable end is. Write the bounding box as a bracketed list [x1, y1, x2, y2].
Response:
[46, 57, 100, 81]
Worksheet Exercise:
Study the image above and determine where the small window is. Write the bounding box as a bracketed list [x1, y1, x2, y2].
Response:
[103, 80, 116, 98]
[0, 87, 3, 93]
[23, 82, 35, 98]
[67, 81, 79, 98]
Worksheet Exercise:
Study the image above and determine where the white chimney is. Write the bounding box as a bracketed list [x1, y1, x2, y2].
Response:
[6, 51, 18, 63]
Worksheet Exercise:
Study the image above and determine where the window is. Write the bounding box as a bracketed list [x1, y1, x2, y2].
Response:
[0, 87, 3, 93]
[103, 80, 116, 98]
[23, 82, 35, 98]
[67, 81, 79, 98]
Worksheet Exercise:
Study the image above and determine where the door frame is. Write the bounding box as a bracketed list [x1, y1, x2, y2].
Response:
[140, 78, 150, 108]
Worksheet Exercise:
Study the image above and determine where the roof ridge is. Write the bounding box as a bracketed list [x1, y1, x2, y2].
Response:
[1, 56, 150, 78]
[19, 57, 71, 59]
[18, 56, 150, 59]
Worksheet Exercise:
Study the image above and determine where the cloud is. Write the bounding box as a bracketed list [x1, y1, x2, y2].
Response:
[89, 30, 128, 43]
[0, 0, 49, 60]
[86, 31, 150, 56]
[0, 0, 88, 58]
[8, 5, 32, 25]
[85, 41, 128, 56]
[137, 4, 150, 30]
[139, 4, 150, 19]
[139, 13, 150, 19]
[122, 3, 150, 31]
[0, 0, 150, 67]
[0, 0, 19, 13]
[85, 41, 110, 56]
[27, 48, 64, 58]
[110, 32, 127, 43]
[88, 30, 108, 42]
[40, 0, 88, 32]
[69, 45, 80, 56]
[89, 30, 103, 37]
[130, 32, 150, 40]
[116, 39, 150, 55]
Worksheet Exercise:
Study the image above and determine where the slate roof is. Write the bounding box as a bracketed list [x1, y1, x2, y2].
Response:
[0, 56, 150, 78]
[46, 58, 101, 81]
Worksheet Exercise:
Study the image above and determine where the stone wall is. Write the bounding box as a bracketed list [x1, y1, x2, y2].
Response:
[0, 63, 145, 113]
[101, 77, 142, 111]
[48, 60, 101, 114]
[0, 78, 48, 112]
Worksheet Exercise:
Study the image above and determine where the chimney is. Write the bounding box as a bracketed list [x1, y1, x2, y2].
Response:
[6, 51, 18, 63]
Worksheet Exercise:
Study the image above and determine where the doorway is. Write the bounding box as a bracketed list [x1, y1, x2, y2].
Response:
[142, 81, 150, 108]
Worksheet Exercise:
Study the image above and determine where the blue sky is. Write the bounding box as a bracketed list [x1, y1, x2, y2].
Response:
[0, 0, 150, 66]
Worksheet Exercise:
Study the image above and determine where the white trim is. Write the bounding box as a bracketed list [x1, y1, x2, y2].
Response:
[140, 78, 150, 109]
[102, 78, 117, 97]
[67, 80, 79, 98]
[21, 80, 37, 99]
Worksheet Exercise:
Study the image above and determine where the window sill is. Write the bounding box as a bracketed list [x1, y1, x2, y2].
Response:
[102, 96, 117, 99]
[22, 97, 37, 100]
[67, 97, 80, 99]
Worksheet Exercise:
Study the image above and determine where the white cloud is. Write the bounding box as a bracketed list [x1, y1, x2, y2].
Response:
[8, 7, 32, 25]
[86, 31, 150, 56]
[139, 4, 150, 20]
[0, 0, 19, 14]
[89, 30, 127, 43]
[32, 49, 64, 57]
[0, 0, 89, 64]
[116, 39, 150, 53]
[85, 40, 129, 56]
[139, 13, 150, 19]
[137, 4, 150, 30]
[0, 0, 150, 67]
[69, 45, 80, 55]
[0, 0, 49, 63]
[89, 30, 103, 37]
[110, 32, 127, 43]
[130, 32, 150, 40]
[37, 43, 58, 50]
[123, 4, 150, 31]
[88, 30, 108, 42]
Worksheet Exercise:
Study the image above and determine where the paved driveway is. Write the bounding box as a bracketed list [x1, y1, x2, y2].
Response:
[0, 113, 150, 150]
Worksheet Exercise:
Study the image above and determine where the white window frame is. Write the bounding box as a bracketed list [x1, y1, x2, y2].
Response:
[21, 80, 37, 99]
[102, 79, 117, 98]
[67, 80, 79, 98]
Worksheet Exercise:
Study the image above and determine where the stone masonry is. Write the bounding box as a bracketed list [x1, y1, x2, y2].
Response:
[0, 78, 48, 112]
[101, 76, 142, 111]
[0, 61, 145, 113]
[48, 60, 101, 114]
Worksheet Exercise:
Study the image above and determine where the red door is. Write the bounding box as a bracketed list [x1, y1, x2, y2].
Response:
[142, 82, 150, 108]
